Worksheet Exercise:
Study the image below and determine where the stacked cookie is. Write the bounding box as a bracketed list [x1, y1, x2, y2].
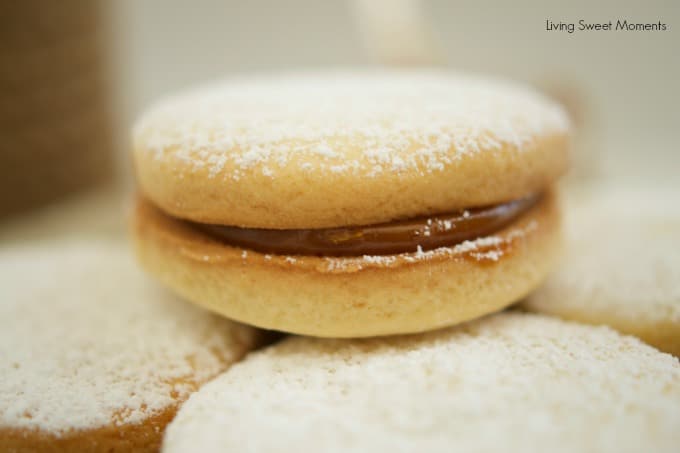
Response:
[128, 71, 680, 452]
[132, 71, 568, 338]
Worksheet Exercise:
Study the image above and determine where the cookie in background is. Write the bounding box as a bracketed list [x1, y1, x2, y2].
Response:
[0, 240, 263, 452]
[523, 184, 680, 356]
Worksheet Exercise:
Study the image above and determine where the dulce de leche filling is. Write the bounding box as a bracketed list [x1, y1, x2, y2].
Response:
[192, 194, 541, 257]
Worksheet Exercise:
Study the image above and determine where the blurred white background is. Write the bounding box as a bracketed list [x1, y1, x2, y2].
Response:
[107, 0, 679, 183]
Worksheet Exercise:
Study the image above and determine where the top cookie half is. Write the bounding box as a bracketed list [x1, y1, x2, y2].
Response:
[133, 70, 569, 228]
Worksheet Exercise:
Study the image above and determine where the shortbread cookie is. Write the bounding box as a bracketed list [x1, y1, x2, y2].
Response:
[524, 184, 680, 355]
[163, 312, 680, 453]
[0, 240, 261, 452]
[133, 70, 568, 228]
[132, 70, 569, 337]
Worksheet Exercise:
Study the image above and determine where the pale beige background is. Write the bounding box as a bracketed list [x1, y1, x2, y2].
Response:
[107, 0, 679, 184]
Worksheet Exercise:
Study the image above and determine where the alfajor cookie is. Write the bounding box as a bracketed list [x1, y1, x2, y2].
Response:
[132, 70, 569, 337]
[163, 312, 680, 453]
[0, 240, 261, 452]
[523, 184, 680, 356]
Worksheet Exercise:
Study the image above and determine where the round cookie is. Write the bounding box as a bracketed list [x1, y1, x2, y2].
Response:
[163, 312, 680, 453]
[132, 70, 568, 337]
[523, 184, 680, 356]
[0, 240, 261, 452]
[133, 70, 569, 228]
[133, 190, 560, 337]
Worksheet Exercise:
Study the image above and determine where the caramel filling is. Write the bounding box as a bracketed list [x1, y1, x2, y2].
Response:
[191, 194, 541, 257]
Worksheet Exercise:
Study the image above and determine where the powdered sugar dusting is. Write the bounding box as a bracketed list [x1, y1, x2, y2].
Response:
[164, 313, 680, 453]
[134, 70, 568, 180]
[0, 241, 257, 434]
[527, 185, 680, 323]
[322, 219, 537, 272]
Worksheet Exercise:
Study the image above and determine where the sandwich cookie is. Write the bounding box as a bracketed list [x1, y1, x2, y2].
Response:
[524, 185, 680, 355]
[163, 312, 680, 453]
[132, 70, 570, 337]
[0, 240, 261, 452]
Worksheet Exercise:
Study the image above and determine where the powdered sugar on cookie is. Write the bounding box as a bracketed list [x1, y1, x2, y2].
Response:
[239, 213, 539, 273]
[134, 70, 569, 180]
[163, 313, 680, 453]
[527, 185, 680, 323]
[313, 219, 537, 272]
[0, 241, 257, 434]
